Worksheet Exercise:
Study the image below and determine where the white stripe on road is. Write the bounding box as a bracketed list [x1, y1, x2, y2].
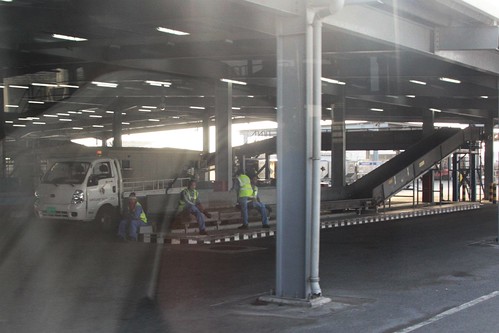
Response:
[395, 291, 499, 333]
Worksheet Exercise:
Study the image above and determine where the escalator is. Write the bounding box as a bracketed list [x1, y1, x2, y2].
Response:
[344, 126, 481, 205]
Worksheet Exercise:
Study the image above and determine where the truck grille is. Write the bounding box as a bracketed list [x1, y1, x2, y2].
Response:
[41, 210, 69, 218]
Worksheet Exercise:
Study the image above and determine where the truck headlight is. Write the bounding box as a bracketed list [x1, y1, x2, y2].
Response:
[71, 190, 85, 204]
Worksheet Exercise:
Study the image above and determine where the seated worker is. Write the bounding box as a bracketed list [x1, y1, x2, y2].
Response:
[118, 192, 148, 241]
[249, 176, 270, 228]
[234, 170, 269, 230]
[177, 179, 211, 235]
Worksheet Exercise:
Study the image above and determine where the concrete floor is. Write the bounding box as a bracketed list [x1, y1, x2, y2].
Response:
[1, 204, 499, 332]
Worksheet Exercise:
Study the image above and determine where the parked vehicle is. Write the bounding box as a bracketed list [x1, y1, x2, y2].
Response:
[34, 157, 123, 230]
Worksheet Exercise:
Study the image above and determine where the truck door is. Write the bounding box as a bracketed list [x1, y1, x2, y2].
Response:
[86, 161, 119, 219]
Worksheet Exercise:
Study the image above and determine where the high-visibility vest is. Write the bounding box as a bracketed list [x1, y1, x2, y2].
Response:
[252, 185, 258, 199]
[178, 188, 199, 211]
[238, 174, 253, 198]
[135, 202, 148, 223]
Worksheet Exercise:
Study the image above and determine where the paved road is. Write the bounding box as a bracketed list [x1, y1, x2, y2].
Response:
[1, 204, 499, 332]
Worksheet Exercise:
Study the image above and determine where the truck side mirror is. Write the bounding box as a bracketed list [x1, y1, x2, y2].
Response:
[87, 175, 98, 187]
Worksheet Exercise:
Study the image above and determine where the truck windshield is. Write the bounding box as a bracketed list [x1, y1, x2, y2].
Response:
[42, 162, 91, 185]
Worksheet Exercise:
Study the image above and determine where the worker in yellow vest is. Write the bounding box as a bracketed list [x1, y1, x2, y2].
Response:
[118, 192, 148, 241]
[177, 179, 211, 235]
[249, 176, 270, 228]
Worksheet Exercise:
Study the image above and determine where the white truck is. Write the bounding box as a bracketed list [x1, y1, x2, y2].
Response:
[34, 157, 124, 229]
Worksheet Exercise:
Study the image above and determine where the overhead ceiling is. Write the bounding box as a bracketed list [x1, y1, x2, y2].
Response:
[1, 0, 498, 142]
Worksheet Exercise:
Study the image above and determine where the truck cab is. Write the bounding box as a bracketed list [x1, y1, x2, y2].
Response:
[34, 157, 123, 229]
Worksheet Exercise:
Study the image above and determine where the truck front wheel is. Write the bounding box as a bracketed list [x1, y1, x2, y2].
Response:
[95, 206, 117, 232]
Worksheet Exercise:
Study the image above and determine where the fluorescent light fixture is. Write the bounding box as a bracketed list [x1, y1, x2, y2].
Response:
[122, 112, 126, 115]
[58, 84, 79, 89]
[326, 107, 332, 111]
[247, 95, 254, 98]
[138, 109, 152, 112]
[0, 85, 4, 89]
[148, 118, 160, 122]
[406, 95, 416, 98]
[1, 0, 13, 3]
[92, 125, 104, 128]
[145, 80, 171, 87]
[409, 80, 426, 85]
[5, 121, 13, 124]
[72, 127, 83, 130]
[480, 95, 489, 99]
[28, 100, 45, 104]
[43, 114, 58, 118]
[33, 122, 46, 125]
[121, 122, 130, 125]
[32, 82, 58, 87]
[106, 111, 114, 114]
[92, 81, 118, 88]
[13, 124, 26, 127]
[321, 77, 346, 85]
[67, 111, 78, 114]
[172, 116, 180, 119]
[439, 77, 461, 84]
[89, 115, 102, 118]
[370, 108, 384, 112]
[387, 95, 398, 99]
[57, 113, 70, 116]
[156, 26, 190, 36]
[189, 106, 205, 110]
[59, 118, 72, 122]
[232, 107, 241, 110]
[81, 109, 96, 113]
[9, 85, 29, 89]
[52, 33, 87, 42]
[18, 118, 31, 121]
[5, 104, 19, 108]
[141, 105, 157, 109]
[220, 78, 247, 86]
[430, 108, 442, 112]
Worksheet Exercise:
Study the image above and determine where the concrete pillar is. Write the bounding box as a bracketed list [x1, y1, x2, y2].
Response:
[112, 110, 122, 148]
[331, 98, 345, 188]
[484, 119, 494, 199]
[265, 153, 271, 180]
[470, 152, 476, 201]
[422, 109, 435, 203]
[203, 113, 210, 154]
[274, 13, 312, 300]
[0, 140, 5, 178]
[452, 153, 459, 201]
[215, 81, 232, 187]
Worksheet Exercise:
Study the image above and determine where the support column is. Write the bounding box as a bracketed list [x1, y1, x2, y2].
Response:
[470, 151, 477, 201]
[452, 153, 459, 201]
[265, 153, 271, 180]
[0, 140, 5, 178]
[215, 81, 232, 188]
[274, 14, 311, 301]
[112, 109, 122, 148]
[203, 113, 210, 154]
[331, 98, 345, 188]
[422, 110, 435, 203]
[484, 119, 494, 200]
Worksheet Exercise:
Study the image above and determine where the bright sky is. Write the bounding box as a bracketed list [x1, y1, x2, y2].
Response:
[460, 0, 499, 19]
[73, 121, 278, 151]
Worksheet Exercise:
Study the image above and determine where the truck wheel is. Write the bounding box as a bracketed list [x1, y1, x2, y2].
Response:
[95, 206, 117, 232]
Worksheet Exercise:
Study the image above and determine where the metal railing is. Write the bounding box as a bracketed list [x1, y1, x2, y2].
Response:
[123, 177, 191, 194]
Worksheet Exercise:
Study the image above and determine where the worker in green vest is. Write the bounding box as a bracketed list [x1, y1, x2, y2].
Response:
[234, 170, 256, 229]
[249, 176, 270, 228]
[118, 192, 148, 241]
[177, 179, 211, 235]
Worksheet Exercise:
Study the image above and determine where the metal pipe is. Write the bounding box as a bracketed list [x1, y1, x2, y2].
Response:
[308, 0, 345, 299]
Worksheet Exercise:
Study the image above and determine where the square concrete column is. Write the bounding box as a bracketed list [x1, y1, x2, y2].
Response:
[483, 119, 493, 199]
[215, 81, 233, 187]
[422, 109, 435, 203]
[275, 14, 312, 300]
